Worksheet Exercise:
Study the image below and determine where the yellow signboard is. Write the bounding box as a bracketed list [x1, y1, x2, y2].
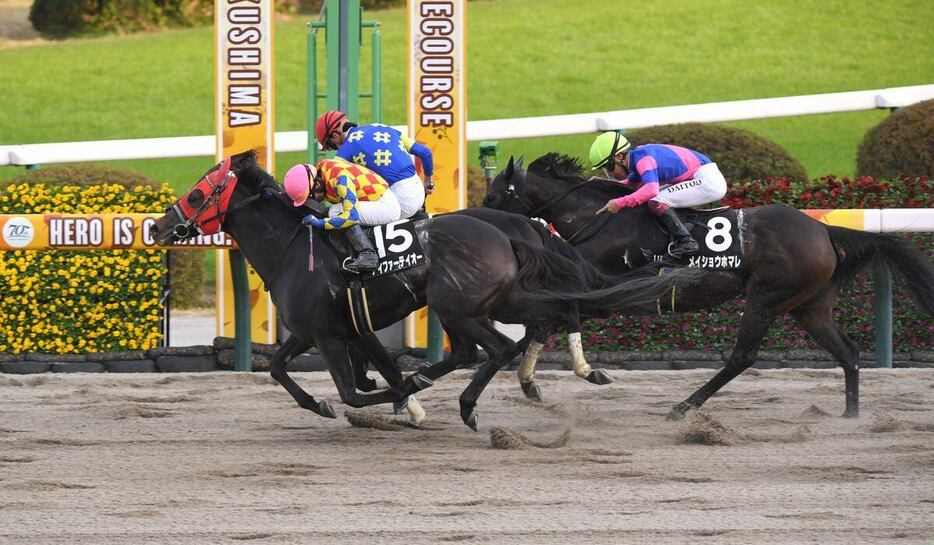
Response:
[406, 0, 467, 347]
[215, 0, 277, 344]
[0, 214, 235, 251]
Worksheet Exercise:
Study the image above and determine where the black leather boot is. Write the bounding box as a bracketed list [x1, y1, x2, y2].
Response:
[659, 209, 699, 258]
[342, 224, 379, 273]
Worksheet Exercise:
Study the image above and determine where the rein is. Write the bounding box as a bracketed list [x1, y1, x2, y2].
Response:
[502, 173, 609, 244]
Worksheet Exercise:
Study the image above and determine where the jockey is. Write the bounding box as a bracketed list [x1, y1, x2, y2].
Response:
[315, 110, 434, 219]
[589, 131, 727, 258]
[283, 158, 402, 274]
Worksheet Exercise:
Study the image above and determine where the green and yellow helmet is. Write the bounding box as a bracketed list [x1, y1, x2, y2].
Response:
[589, 131, 631, 169]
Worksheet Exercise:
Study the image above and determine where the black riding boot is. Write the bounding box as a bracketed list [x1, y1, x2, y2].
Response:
[659, 209, 699, 258]
[342, 224, 379, 273]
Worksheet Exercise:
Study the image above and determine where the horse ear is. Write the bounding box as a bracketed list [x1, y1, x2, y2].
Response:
[515, 155, 525, 170]
[504, 155, 516, 180]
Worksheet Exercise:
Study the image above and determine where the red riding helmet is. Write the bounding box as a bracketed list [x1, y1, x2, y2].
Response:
[315, 110, 348, 150]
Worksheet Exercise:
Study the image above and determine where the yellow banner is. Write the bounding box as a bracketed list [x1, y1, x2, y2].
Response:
[216, 0, 277, 344]
[406, 0, 467, 347]
[801, 209, 867, 230]
[0, 214, 234, 251]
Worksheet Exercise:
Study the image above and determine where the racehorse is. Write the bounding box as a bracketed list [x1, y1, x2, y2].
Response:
[484, 153, 934, 420]
[149, 151, 692, 430]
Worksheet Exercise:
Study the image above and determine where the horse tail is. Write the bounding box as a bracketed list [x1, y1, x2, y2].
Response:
[825, 226, 934, 316]
[510, 239, 590, 293]
[524, 219, 618, 290]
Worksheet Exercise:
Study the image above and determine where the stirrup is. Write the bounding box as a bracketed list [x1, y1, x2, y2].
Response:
[342, 256, 362, 273]
[667, 241, 698, 258]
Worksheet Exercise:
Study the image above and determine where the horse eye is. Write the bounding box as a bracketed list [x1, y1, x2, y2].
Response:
[187, 190, 204, 206]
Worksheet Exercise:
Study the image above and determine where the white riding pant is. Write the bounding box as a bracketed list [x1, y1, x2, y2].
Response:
[388, 174, 426, 219]
[328, 190, 401, 226]
[652, 162, 727, 208]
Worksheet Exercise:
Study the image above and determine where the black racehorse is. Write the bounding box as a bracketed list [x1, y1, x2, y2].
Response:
[484, 153, 934, 420]
[150, 151, 691, 430]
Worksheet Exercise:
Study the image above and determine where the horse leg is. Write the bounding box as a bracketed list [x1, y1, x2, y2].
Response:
[269, 335, 337, 418]
[563, 304, 613, 386]
[348, 343, 379, 392]
[353, 333, 427, 427]
[517, 331, 546, 402]
[317, 338, 414, 409]
[667, 304, 778, 421]
[457, 320, 522, 431]
[791, 297, 861, 417]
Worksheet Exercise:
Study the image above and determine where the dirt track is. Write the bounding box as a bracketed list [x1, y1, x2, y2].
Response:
[1, 368, 932, 544]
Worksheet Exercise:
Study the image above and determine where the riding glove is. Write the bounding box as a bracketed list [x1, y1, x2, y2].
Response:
[302, 214, 325, 229]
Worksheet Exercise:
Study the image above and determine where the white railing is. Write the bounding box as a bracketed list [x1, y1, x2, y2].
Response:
[2, 84, 933, 167]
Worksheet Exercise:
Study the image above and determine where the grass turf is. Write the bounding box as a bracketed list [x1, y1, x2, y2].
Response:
[1, 0, 932, 190]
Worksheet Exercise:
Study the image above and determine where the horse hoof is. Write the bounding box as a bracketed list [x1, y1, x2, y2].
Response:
[412, 374, 433, 391]
[318, 400, 337, 419]
[464, 412, 480, 432]
[586, 369, 614, 385]
[393, 397, 409, 415]
[842, 409, 859, 418]
[665, 406, 687, 422]
[520, 381, 543, 403]
[406, 396, 426, 428]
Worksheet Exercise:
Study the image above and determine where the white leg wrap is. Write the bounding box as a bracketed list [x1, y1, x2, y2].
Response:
[518, 341, 544, 383]
[406, 395, 426, 427]
[568, 332, 592, 378]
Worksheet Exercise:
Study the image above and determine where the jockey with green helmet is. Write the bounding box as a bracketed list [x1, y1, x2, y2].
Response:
[589, 131, 727, 258]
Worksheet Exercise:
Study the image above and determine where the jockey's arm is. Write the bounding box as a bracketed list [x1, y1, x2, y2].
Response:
[613, 182, 659, 209]
[401, 135, 435, 180]
[320, 175, 361, 230]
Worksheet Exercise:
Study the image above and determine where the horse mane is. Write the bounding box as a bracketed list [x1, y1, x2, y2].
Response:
[528, 152, 633, 198]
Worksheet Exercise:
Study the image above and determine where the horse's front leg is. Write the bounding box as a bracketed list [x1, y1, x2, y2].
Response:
[354, 333, 427, 427]
[318, 338, 428, 409]
[269, 335, 337, 418]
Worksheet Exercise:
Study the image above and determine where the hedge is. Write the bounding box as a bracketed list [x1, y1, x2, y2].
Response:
[0, 165, 175, 354]
[857, 99, 934, 179]
[29, 0, 214, 38]
[625, 123, 808, 182]
[570, 175, 933, 353]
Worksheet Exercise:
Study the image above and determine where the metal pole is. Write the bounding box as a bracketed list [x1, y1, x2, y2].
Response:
[230, 250, 252, 372]
[371, 23, 381, 123]
[873, 264, 893, 368]
[308, 25, 318, 163]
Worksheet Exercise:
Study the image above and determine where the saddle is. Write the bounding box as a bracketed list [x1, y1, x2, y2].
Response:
[625, 206, 745, 270]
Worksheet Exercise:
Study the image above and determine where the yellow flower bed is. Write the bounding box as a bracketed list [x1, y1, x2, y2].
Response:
[0, 181, 175, 354]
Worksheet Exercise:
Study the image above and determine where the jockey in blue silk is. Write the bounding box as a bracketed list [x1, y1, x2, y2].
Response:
[589, 131, 728, 258]
[315, 110, 435, 219]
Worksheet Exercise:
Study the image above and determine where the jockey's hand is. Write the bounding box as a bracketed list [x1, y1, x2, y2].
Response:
[596, 199, 622, 215]
[302, 214, 324, 229]
[424, 175, 435, 196]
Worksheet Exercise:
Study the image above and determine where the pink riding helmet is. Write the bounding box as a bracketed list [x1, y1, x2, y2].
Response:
[283, 163, 318, 207]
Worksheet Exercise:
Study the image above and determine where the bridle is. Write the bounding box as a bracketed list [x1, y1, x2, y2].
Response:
[171, 158, 264, 239]
[499, 169, 606, 244]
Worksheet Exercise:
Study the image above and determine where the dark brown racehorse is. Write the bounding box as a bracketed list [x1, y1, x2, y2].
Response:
[484, 153, 934, 420]
[149, 151, 689, 430]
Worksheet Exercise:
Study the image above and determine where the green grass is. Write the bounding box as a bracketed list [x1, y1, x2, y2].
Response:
[1, 0, 932, 189]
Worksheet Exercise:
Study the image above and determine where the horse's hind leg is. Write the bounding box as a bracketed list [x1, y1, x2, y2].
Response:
[791, 296, 861, 417]
[455, 319, 521, 431]
[517, 326, 548, 402]
[269, 335, 337, 418]
[667, 303, 778, 421]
